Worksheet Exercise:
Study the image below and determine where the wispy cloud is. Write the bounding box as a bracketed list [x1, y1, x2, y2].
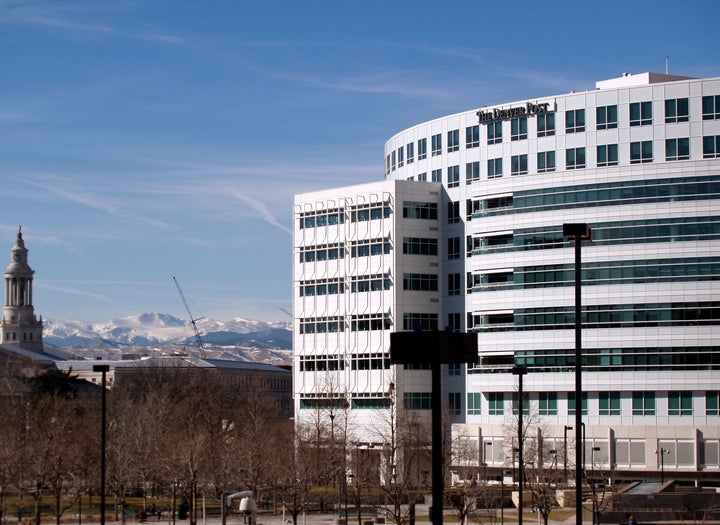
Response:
[38, 282, 112, 302]
[20, 174, 178, 230]
[1, 1, 183, 44]
[222, 186, 292, 235]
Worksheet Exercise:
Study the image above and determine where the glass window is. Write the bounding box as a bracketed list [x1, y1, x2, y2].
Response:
[511, 117, 528, 141]
[631, 141, 653, 163]
[466, 161, 480, 184]
[565, 109, 585, 133]
[397, 146, 404, 167]
[448, 237, 461, 259]
[447, 201, 460, 224]
[487, 158, 502, 178]
[448, 392, 461, 415]
[702, 95, 720, 120]
[487, 121, 502, 144]
[632, 391, 655, 415]
[666, 138, 690, 161]
[597, 105, 618, 130]
[404, 392, 432, 410]
[706, 391, 719, 416]
[511, 154, 528, 175]
[403, 273, 438, 291]
[566, 147, 586, 169]
[467, 392, 482, 415]
[448, 272, 461, 296]
[630, 101, 652, 126]
[447, 165, 460, 188]
[431, 133, 442, 156]
[403, 201, 438, 219]
[597, 144, 619, 167]
[431, 169, 442, 183]
[539, 392, 558, 415]
[403, 313, 438, 331]
[466, 125, 479, 148]
[537, 112, 555, 137]
[391, 150, 396, 171]
[599, 391, 621, 416]
[665, 98, 689, 123]
[568, 392, 588, 415]
[418, 138, 427, 160]
[668, 391, 693, 416]
[447, 129, 459, 152]
[512, 393, 530, 415]
[704, 135, 720, 159]
[488, 393, 504, 415]
[406, 142, 414, 164]
[537, 151, 555, 173]
[403, 237, 438, 255]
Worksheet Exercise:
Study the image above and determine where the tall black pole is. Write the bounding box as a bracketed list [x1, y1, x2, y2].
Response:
[563, 223, 590, 525]
[512, 366, 527, 525]
[431, 362, 443, 525]
[564, 425, 572, 482]
[93, 365, 109, 525]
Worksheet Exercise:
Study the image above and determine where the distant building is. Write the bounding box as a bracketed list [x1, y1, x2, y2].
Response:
[1, 227, 43, 350]
[56, 356, 293, 418]
[0, 228, 67, 375]
[293, 72, 720, 483]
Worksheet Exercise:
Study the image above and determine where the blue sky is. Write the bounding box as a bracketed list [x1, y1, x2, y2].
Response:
[1, 0, 719, 324]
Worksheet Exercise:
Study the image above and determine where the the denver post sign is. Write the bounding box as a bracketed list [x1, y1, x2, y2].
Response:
[477, 101, 555, 123]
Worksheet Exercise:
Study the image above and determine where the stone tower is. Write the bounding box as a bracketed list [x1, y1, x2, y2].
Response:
[1, 227, 43, 350]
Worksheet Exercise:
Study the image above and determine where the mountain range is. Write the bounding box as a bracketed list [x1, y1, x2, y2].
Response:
[43, 313, 292, 365]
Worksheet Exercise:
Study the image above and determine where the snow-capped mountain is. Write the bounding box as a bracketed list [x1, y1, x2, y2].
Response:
[43, 313, 292, 364]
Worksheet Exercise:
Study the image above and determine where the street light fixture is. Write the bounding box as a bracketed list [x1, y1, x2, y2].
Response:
[563, 222, 591, 525]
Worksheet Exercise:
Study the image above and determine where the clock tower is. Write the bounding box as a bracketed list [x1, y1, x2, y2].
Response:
[1, 227, 43, 350]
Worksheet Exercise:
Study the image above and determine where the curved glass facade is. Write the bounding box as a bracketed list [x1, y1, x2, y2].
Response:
[379, 73, 720, 480]
[295, 73, 720, 482]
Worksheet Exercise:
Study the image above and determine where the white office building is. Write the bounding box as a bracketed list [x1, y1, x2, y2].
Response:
[293, 72, 720, 483]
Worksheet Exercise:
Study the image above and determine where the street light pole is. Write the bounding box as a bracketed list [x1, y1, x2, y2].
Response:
[657, 448, 669, 483]
[563, 426, 573, 483]
[512, 365, 527, 525]
[92, 365, 109, 525]
[563, 223, 591, 525]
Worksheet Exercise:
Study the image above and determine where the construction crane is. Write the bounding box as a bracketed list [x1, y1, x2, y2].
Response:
[173, 276, 207, 359]
[278, 307, 293, 319]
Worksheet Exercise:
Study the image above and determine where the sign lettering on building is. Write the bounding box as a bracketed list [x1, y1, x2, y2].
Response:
[477, 101, 556, 123]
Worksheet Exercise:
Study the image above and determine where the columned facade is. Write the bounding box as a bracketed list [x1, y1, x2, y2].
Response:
[1, 228, 43, 351]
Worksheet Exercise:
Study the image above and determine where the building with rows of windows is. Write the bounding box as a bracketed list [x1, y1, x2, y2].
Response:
[293, 72, 720, 483]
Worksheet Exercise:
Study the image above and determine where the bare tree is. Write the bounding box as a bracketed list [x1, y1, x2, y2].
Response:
[369, 385, 430, 525]
[20, 370, 94, 525]
[276, 422, 318, 525]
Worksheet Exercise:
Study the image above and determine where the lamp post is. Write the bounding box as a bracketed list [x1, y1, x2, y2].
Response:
[563, 222, 591, 525]
[563, 426, 573, 483]
[512, 365, 527, 525]
[92, 365, 109, 525]
[657, 448, 670, 483]
[590, 447, 601, 525]
[484, 441, 502, 525]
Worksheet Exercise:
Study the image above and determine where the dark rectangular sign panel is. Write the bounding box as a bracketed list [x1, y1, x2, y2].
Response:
[390, 331, 478, 365]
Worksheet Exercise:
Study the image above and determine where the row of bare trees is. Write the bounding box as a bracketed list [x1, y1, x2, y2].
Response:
[0, 364, 298, 525]
[1, 364, 607, 525]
